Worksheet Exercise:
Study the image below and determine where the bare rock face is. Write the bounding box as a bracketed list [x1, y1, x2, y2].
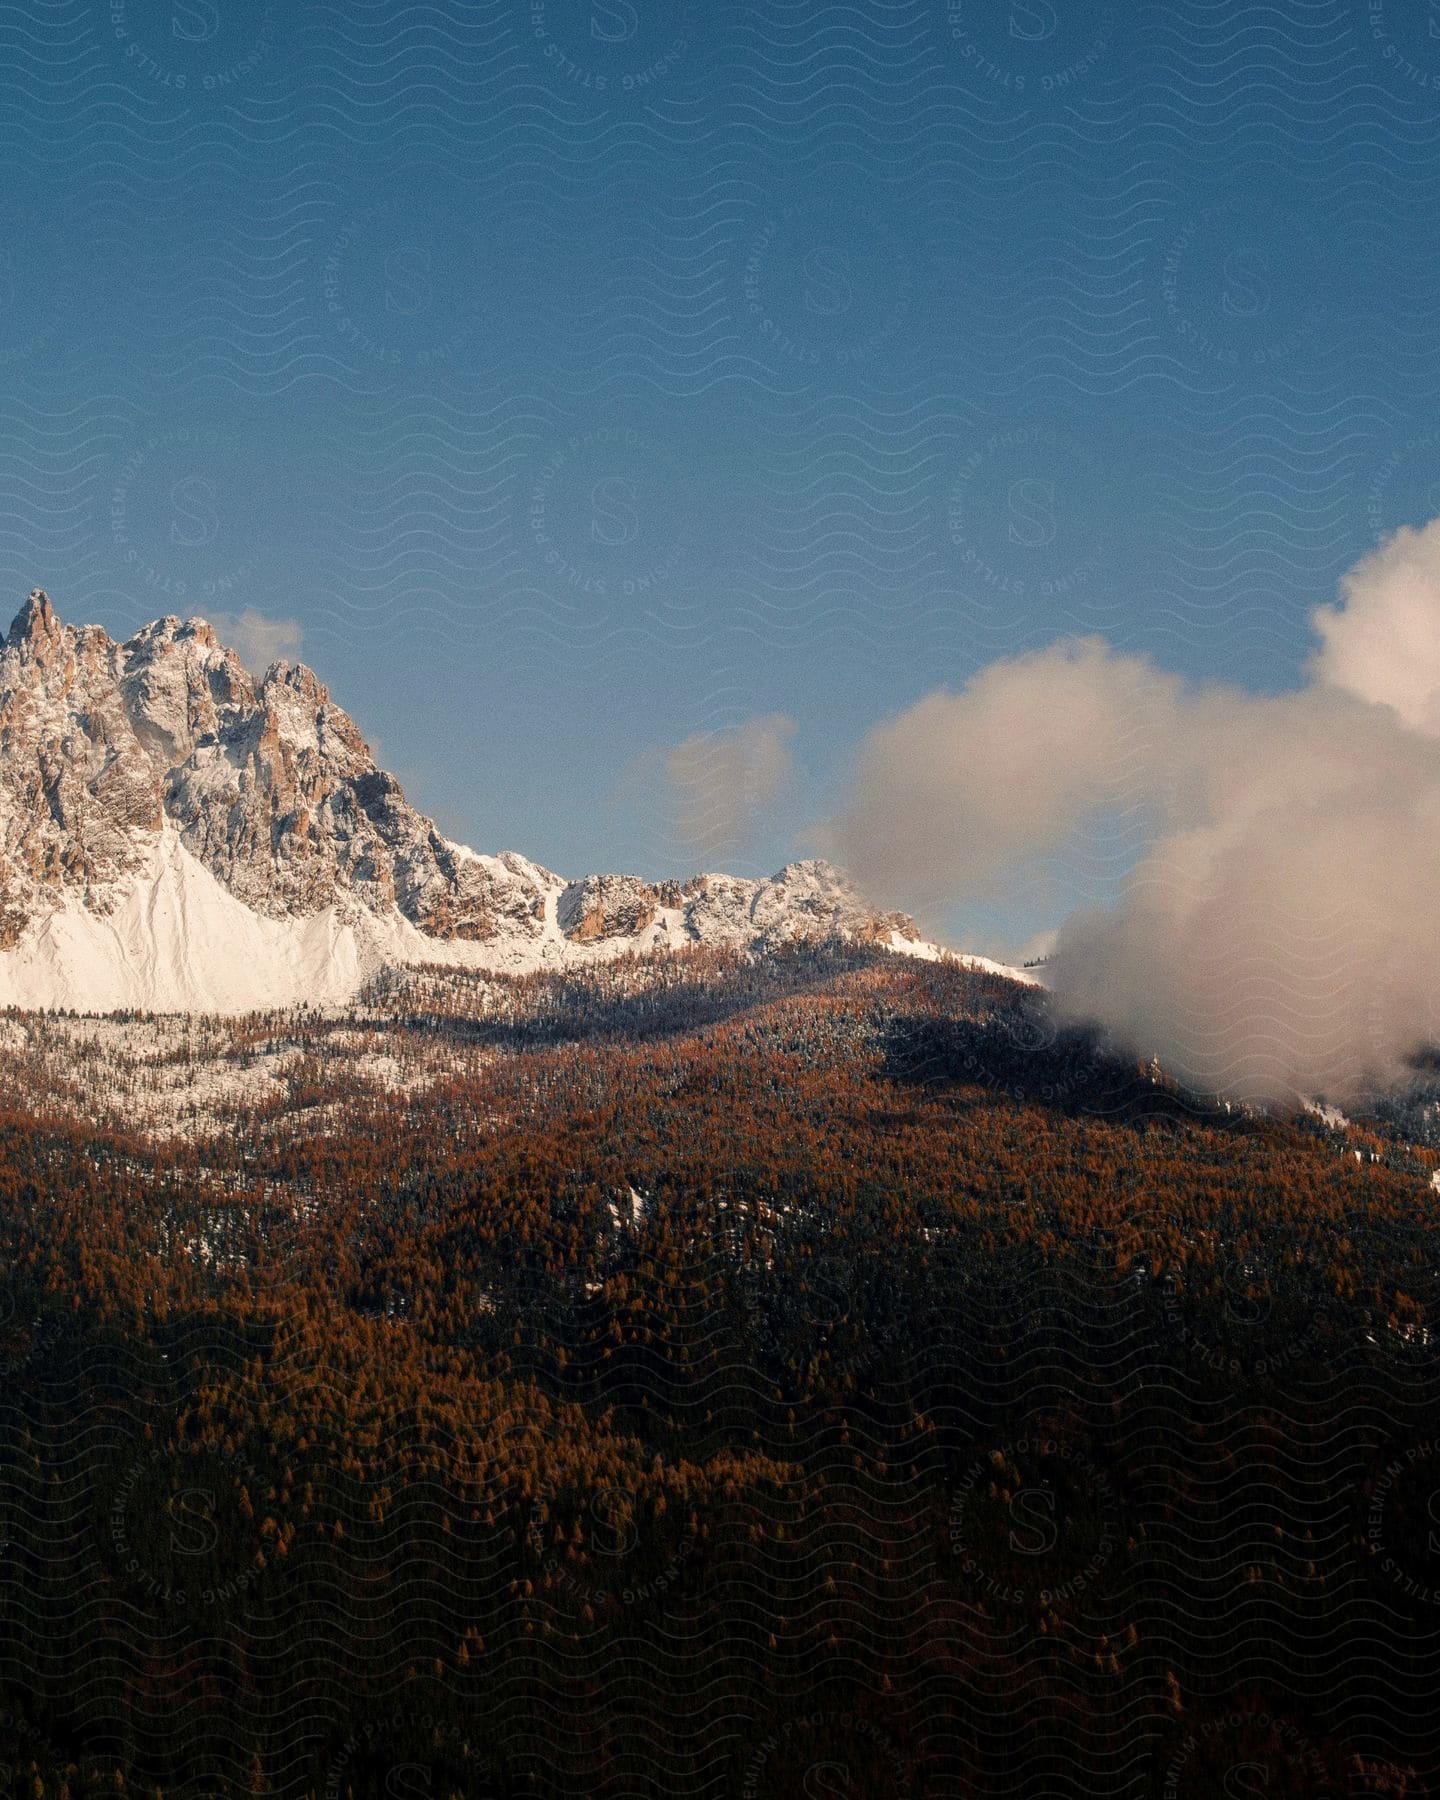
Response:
[0, 594, 548, 941]
[558, 873, 667, 942]
[0, 593, 921, 970]
[0, 595, 170, 930]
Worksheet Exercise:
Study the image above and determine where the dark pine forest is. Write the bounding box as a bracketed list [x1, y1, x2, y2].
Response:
[0, 945, 1435, 1796]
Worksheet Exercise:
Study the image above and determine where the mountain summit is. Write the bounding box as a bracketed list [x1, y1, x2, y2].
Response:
[0, 594, 982, 1012]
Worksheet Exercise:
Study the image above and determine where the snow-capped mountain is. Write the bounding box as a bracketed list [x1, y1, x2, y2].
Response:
[0, 592, 1019, 1013]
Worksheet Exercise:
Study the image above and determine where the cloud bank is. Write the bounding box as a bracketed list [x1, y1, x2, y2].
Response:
[828, 520, 1440, 1103]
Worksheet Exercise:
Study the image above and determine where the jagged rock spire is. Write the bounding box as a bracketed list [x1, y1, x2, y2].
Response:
[8, 589, 60, 650]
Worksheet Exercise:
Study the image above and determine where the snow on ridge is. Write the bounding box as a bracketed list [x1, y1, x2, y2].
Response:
[0, 830, 1033, 1017]
[0, 826, 366, 1014]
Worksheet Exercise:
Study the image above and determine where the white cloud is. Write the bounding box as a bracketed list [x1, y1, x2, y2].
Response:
[1311, 516, 1440, 734]
[209, 608, 305, 677]
[826, 521, 1440, 1102]
[628, 713, 798, 861]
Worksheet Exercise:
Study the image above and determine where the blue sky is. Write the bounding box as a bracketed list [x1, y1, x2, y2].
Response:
[4, 0, 1439, 953]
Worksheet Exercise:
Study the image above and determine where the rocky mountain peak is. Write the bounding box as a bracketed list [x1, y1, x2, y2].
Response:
[9, 589, 63, 657]
[0, 592, 938, 1007]
[260, 659, 328, 704]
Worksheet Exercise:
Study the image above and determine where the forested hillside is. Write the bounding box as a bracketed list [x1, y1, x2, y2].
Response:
[0, 947, 1435, 1796]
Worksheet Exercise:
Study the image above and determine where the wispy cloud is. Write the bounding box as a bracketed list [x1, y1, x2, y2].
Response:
[625, 712, 798, 864]
[210, 608, 305, 677]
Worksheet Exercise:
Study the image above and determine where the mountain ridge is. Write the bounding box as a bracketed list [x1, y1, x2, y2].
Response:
[0, 591, 1023, 1012]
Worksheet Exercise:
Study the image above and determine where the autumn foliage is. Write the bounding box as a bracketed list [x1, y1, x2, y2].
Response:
[0, 945, 1434, 1795]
